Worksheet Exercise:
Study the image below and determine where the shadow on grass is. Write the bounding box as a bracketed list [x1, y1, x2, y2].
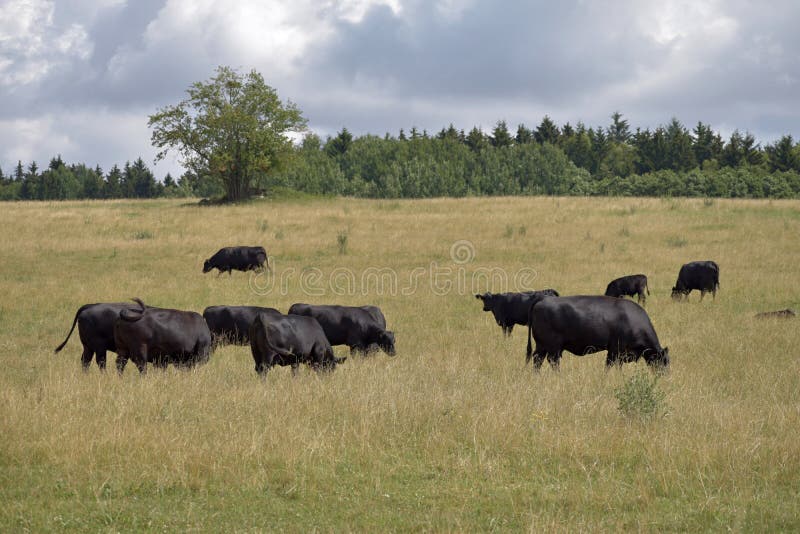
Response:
[179, 187, 328, 208]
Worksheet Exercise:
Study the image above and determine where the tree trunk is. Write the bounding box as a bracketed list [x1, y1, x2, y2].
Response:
[226, 169, 248, 202]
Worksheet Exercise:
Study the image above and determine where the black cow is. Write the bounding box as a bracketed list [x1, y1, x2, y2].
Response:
[54, 302, 143, 370]
[671, 261, 720, 301]
[249, 312, 345, 376]
[203, 246, 268, 276]
[526, 294, 669, 371]
[203, 305, 282, 344]
[475, 289, 560, 336]
[754, 309, 796, 319]
[605, 274, 650, 305]
[287, 303, 396, 356]
[114, 299, 212, 374]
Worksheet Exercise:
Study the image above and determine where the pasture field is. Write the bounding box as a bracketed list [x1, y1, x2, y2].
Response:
[1, 195, 799, 532]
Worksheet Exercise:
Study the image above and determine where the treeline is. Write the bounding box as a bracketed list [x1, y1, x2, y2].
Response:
[270, 114, 800, 198]
[0, 156, 166, 201]
[3, 113, 800, 200]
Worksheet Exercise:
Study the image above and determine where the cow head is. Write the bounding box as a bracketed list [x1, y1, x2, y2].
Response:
[604, 283, 617, 297]
[644, 347, 669, 372]
[202, 259, 213, 273]
[317, 355, 347, 372]
[475, 293, 494, 311]
[377, 330, 396, 356]
[671, 287, 688, 300]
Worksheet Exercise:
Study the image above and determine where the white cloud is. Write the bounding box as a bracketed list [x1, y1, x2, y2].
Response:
[106, 0, 401, 83]
[0, 108, 178, 177]
[0, 0, 95, 87]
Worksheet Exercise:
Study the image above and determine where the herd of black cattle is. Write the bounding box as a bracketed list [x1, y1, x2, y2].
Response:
[54, 245, 725, 376]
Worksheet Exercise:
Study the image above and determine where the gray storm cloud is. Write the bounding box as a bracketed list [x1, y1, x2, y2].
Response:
[1, 0, 798, 177]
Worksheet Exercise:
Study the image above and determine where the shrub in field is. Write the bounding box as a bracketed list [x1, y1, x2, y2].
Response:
[615, 369, 667, 419]
[666, 236, 688, 247]
[132, 230, 154, 240]
[337, 230, 349, 255]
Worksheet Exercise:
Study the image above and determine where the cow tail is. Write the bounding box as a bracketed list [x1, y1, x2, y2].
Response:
[261, 319, 293, 360]
[526, 302, 535, 361]
[54, 303, 95, 353]
[712, 262, 720, 289]
[646, 280, 650, 295]
[119, 298, 147, 322]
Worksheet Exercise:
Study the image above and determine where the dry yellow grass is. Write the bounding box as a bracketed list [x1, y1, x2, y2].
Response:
[0, 195, 799, 531]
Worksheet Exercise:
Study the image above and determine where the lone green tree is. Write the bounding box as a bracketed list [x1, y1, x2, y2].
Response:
[148, 66, 307, 201]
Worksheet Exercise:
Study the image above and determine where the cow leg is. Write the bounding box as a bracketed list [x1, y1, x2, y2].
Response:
[251, 343, 266, 376]
[605, 352, 622, 369]
[291, 363, 300, 377]
[547, 352, 561, 371]
[132, 345, 148, 374]
[96, 349, 108, 371]
[80, 346, 94, 371]
[506, 325, 514, 336]
[115, 353, 128, 374]
[530, 351, 546, 371]
[255, 362, 269, 377]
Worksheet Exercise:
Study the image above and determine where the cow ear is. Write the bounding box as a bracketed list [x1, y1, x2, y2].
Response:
[475, 294, 483, 300]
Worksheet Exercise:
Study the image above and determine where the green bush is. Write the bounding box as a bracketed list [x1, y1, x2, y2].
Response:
[615, 369, 667, 419]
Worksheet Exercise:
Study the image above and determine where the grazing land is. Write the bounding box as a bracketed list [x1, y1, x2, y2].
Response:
[1, 196, 799, 531]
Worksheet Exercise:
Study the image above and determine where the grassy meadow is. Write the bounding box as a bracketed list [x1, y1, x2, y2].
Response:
[1, 195, 799, 531]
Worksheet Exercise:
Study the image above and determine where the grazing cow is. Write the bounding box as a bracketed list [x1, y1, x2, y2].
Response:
[114, 299, 212, 374]
[526, 294, 669, 371]
[54, 302, 143, 370]
[605, 274, 650, 305]
[287, 303, 396, 356]
[203, 246, 268, 276]
[754, 309, 796, 319]
[249, 312, 345, 376]
[203, 305, 282, 344]
[475, 289, 560, 336]
[671, 261, 720, 301]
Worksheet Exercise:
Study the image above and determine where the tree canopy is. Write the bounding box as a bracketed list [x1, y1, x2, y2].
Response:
[148, 66, 307, 201]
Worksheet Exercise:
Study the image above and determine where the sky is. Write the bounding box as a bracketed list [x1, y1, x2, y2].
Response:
[1, 0, 799, 178]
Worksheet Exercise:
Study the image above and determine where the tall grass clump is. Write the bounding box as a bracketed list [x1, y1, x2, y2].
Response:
[132, 230, 154, 240]
[337, 230, 349, 254]
[666, 235, 688, 247]
[615, 369, 668, 419]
